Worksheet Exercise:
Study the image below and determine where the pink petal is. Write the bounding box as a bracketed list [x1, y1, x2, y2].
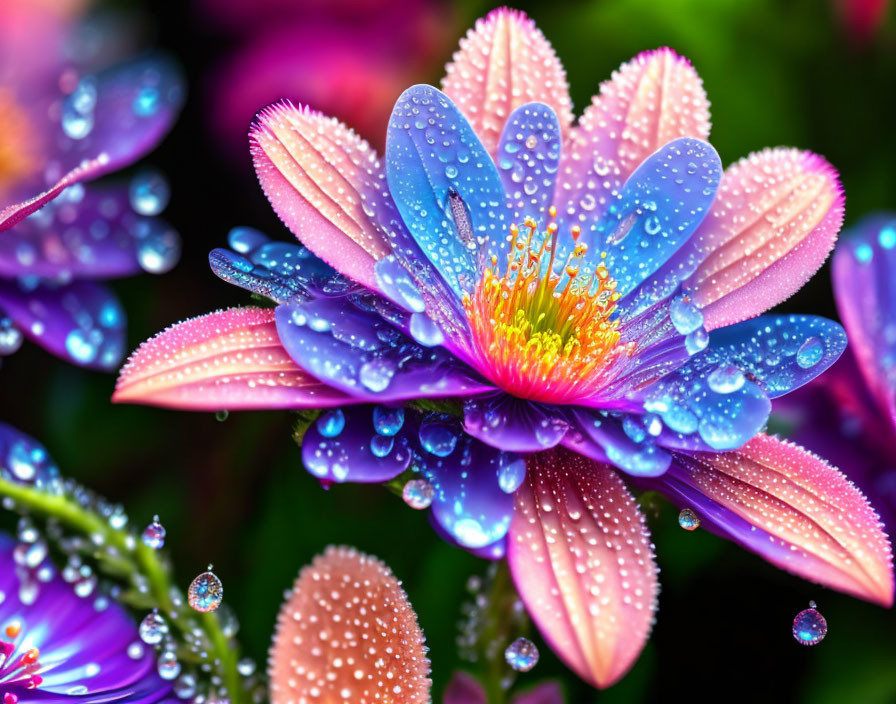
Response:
[508, 450, 658, 689]
[441, 8, 573, 156]
[250, 101, 392, 290]
[113, 306, 350, 410]
[684, 149, 844, 329]
[557, 48, 710, 223]
[512, 682, 565, 704]
[443, 672, 487, 704]
[673, 434, 894, 606]
[269, 545, 431, 704]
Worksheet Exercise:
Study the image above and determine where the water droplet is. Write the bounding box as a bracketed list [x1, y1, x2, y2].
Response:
[142, 516, 166, 549]
[65, 329, 98, 364]
[505, 637, 539, 672]
[419, 416, 458, 457]
[174, 674, 197, 698]
[792, 603, 827, 646]
[402, 478, 434, 510]
[133, 86, 160, 117]
[678, 508, 700, 530]
[127, 642, 144, 660]
[796, 336, 824, 369]
[409, 312, 445, 347]
[707, 365, 745, 394]
[215, 410, 229, 422]
[370, 434, 394, 458]
[497, 454, 527, 494]
[157, 650, 181, 680]
[136, 222, 180, 273]
[139, 609, 168, 644]
[129, 168, 170, 215]
[669, 294, 704, 335]
[0, 317, 23, 356]
[188, 568, 223, 613]
[316, 409, 345, 438]
[237, 658, 256, 676]
[359, 358, 396, 392]
[685, 327, 709, 355]
[879, 225, 896, 249]
[372, 406, 404, 436]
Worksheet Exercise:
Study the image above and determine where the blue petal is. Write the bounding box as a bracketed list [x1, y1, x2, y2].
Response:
[0, 421, 61, 487]
[590, 137, 721, 298]
[496, 103, 561, 221]
[386, 85, 510, 297]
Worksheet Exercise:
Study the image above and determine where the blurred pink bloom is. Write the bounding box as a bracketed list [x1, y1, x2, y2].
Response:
[835, 0, 890, 41]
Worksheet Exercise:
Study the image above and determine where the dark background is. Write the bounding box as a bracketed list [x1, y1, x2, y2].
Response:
[2, 0, 896, 701]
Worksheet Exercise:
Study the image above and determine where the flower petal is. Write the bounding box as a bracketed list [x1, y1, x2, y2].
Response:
[463, 395, 568, 453]
[512, 682, 565, 704]
[592, 137, 721, 297]
[832, 215, 896, 424]
[113, 307, 351, 410]
[508, 449, 658, 688]
[0, 184, 179, 279]
[649, 434, 894, 606]
[302, 405, 413, 484]
[386, 84, 511, 297]
[497, 102, 562, 221]
[442, 8, 573, 156]
[269, 546, 431, 704]
[0, 54, 185, 230]
[683, 149, 844, 329]
[557, 48, 710, 229]
[275, 297, 495, 403]
[444, 672, 487, 704]
[250, 101, 393, 290]
[0, 279, 125, 369]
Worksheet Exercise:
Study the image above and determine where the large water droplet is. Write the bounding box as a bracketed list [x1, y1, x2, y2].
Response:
[419, 416, 458, 457]
[409, 312, 444, 347]
[497, 455, 526, 494]
[669, 294, 704, 335]
[402, 478, 434, 510]
[505, 637, 539, 672]
[129, 168, 170, 216]
[359, 358, 396, 392]
[796, 336, 824, 369]
[316, 409, 345, 438]
[372, 406, 404, 436]
[139, 609, 168, 644]
[142, 516, 166, 549]
[369, 434, 394, 458]
[685, 327, 709, 355]
[157, 650, 181, 680]
[188, 567, 223, 613]
[707, 365, 745, 394]
[792, 602, 827, 646]
[678, 508, 700, 530]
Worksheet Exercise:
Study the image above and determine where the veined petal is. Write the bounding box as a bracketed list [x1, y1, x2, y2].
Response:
[269, 546, 431, 704]
[0, 279, 125, 369]
[651, 434, 894, 606]
[683, 149, 844, 329]
[0, 54, 185, 230]
[386, 84, 510, 297]
[557, 48, 710, 228]
[832, 215, 896, 425]
[497, 102, 562, 221]
[0, 183, 179, 279]
[442, 8, 573, 156]
[250, 101, 393, 290]
[113, 307, 351, 410]
[508, 449, 658, 688]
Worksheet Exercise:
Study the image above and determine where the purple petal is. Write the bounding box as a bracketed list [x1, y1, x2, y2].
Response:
[463, 394, 568, 452]
[385, 84, 511, 297]
[0, 183, 179, 279]
[497, 102, 561, 221]
[275, 297, 495, 403]
[512, 682, 565, 704]
[444, 672, 487, 704]
[301, 406, 414, 484]
[0, 279, 125, 369]
[0, 54, 185, 230]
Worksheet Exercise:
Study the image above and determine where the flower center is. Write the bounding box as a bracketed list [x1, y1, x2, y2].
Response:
[0, 90, 40, 199]
[0, 621, 43, 698]
[463, 207, 631, 403]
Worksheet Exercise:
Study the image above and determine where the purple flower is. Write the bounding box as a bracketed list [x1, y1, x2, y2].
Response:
[0, 0, 183, 369]
[115, 8, 894, 687]
[0, 533, 176, 703]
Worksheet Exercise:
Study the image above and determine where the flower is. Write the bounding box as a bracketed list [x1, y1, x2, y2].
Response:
[776, 215, 896, 535]
[0, 532, 177, 703]
[444, 672, 562, 704]
[115, 8, 894, 687]
[269, 545, 431, 703]
[0, 0, 183, 369]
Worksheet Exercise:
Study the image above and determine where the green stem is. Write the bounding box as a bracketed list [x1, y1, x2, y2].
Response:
[0, 477, 247, 704]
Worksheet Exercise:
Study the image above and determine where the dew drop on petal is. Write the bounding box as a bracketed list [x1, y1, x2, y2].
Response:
[707, 365, 745, 394]
[139, 608, 168, 644]
[792, 603, 827, 646]
[142, 515, 166, 549]
[359, 358, 396, 392]
[188, 567, 223, 613]
[316, 409, 345, 438]
[129, 168, 170, 215]
[497, 454, 526, 494]
[685, 327, 709, 355]
[157, 650, 181, 680]
[402, 478, 434, 510]
[669, 294, 704, 335]
[796, 336, 824, 369]
[505, 637, 539, 672]
[369, 434, 394, 458]
[678, 508, 700, 530]
[372, 406, 404, 436]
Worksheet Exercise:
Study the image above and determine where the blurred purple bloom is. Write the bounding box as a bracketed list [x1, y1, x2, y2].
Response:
[0, 0, 183, 369]
[0, 533, 176, 703]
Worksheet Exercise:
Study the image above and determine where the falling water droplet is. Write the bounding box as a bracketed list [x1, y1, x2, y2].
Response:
[402, 478, 434, 510]
[139, 609, 168, 644]
[157, 650, 181, 680]
[129, 168, 170, 215]
[796, 337, 824, 369]
[142, 516, 166, 549]
[678, 508, 700, 530]
[316, 409, 345, 438]
[505, 637, 539, 672]
[188, 567, 223, 613]
[372, 406, 404, 436]
[792, 602, 827, 646]
[707, 365, 745, 394]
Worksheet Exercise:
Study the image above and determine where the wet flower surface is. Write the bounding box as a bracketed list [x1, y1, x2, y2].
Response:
[114, 7, 894, 689]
